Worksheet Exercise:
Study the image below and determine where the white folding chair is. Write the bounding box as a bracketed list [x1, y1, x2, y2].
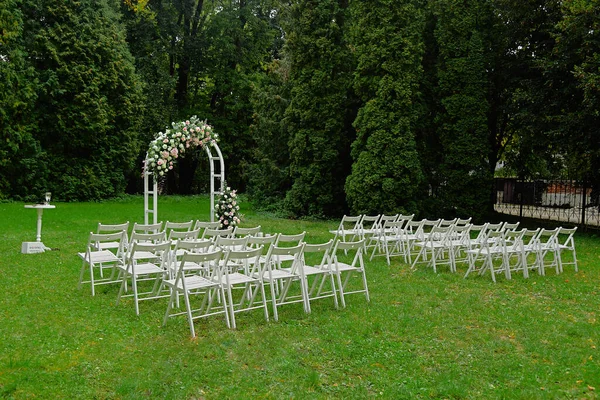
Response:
[412, 226, 455, 273]
[301, 240, 338, 309]
[465, 230, 510, 282]
[163, 249, 230, 336]
[535, 228, 561, 276]
[556, 227, 578, 273]
[116, 241, 172, 315]
[261, 243, 309, 321]
[369, 219, 408, 265]
[218, 246, 269, 329]
[331, 239, 370, 307]
[78, 231, 127, 296]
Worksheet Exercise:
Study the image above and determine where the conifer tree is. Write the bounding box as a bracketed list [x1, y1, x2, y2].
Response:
[345, 0, 425, 215]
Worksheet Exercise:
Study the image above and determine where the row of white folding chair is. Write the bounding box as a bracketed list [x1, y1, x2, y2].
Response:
[330, 214, 408, 242]
[163, 238, 370, 336]
[463, 226, 577, 282]
[368, 217, 472, 265]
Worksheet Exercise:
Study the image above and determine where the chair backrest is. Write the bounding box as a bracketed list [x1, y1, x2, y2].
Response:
[359, 215, 380, 233]
[421, 219, 441, 231]
[168, 228, 201, 241]
[173, 238, 213, 254]
[502, 222, 520, 232]
[557, 227, 577, 246]
[175, 249, 224, 282]
[247, 233, 280, 250]
[277, 231, 306, 245]
[202, 227, 233, 241]
[302, 240, 334, 269]
[455, 217, 472, 226]
[164, 220, 194, 236]
[128, 241, 172, 265]
[404, 219, 424, 235]
[451, 224, 471, 244]
[214, 236, 249, 252]
[485, 222, 504, 232]
[129, 231, 166, 246]
[381, 220, 407, 236]
[194, 220, 220, 232]
[97, 221, 130, 234]
[264, 243, 306, 274]
[233, 226, 262, 238]
[537, 228, 560, 246]
[379, 214, 399, 225]
[428, 226, 454, 243]
[132, 222, 163, 234]
[222, 246, 264, 277]
[438, 218, 457, 227]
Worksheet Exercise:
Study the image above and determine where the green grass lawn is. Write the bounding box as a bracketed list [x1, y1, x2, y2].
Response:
[1, 196, 599, 399]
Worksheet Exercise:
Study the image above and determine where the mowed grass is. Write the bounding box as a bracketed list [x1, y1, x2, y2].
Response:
[1, 196, 599, 399]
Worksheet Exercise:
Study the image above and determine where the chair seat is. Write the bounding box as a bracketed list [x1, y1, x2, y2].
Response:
[165, 275, 216, 291]
[78, 250, 121, 264]
[218, 272, 257, 286]
[335, 262, 362, 272]
[292, 265, 325, 276]
[127, 262, 165, 276]
[130, 251, 159, 260]
[265, 269, 298, 280]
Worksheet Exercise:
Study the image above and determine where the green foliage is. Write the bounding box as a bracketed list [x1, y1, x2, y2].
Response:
[247, 59, 292, 212]
[421, 0, 493, 220]
[16, 0, 144, 201]
[283, 0, 356, 218]
[344, 0, 425, 215]
[0, 0, 45, 201]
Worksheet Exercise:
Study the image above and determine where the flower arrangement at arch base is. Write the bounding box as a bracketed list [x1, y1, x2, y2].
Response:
[215, 184, 242, 229]
[144, 115, 218, 180]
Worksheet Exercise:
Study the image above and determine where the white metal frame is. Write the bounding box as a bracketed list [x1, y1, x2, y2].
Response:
[143, 143, 225, 224]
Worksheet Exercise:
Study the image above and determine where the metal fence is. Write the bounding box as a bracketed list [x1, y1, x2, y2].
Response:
[494, 178, 600, 228]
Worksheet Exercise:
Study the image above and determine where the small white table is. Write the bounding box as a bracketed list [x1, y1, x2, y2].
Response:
[22, 204, 56, 253]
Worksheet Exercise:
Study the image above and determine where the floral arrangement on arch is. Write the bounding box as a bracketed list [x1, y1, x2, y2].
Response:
[145, 115, 218, 179]
[215, 184, 242, 229]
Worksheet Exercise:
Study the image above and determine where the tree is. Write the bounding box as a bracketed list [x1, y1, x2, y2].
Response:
[345, 0, 425, 215]
[22, 0, 144, 200]
[0, 0, 45, 200]
[283, 0, 356, 218]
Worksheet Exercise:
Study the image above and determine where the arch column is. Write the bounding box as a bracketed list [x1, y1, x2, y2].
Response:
[143, 142, 225, 224]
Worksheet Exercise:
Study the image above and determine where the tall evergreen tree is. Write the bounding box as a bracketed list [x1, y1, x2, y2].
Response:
[0, 0, 45, 200]
[283, 0, 356, 218]
[345, 0, 425, 215]
[426, 0, 493, 219]
[22, 0, 144, 200]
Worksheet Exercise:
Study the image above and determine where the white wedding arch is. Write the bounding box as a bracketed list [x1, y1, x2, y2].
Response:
[142, 116, 225, 224]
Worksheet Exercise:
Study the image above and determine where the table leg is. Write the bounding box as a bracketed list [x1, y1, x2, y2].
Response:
[36, 208, 44, 242]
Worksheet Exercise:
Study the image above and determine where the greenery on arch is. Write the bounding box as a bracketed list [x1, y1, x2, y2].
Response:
[145, 116, 218, 180]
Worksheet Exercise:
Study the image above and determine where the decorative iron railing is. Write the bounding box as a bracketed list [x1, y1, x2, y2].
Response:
[494, 178, 600, 228]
